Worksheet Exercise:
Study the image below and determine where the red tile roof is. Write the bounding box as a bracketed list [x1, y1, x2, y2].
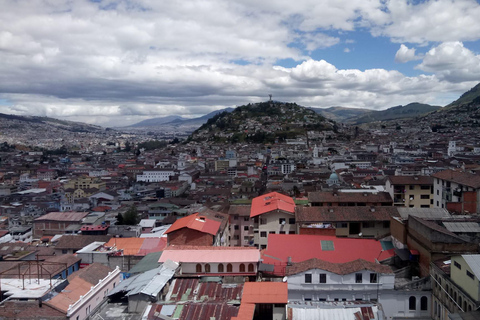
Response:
[433, 169, 480, 189]
[387, 175, 433, 185]
[296, 206, 399, 222]
[308, 191, 392, 204]
[286, 258, 393, 276]
[250, 192, 295, 218]
[165, 212, 222, 236]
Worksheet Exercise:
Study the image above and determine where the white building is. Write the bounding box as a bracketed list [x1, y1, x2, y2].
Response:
[136, 169, 176, 182]
[286, 258, 431, 319]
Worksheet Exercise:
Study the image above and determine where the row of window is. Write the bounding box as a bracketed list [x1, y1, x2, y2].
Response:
[195, 263, 255, 273]
[409, 296, 428, 311]
[260, 231, 295, 237]
[304, 273, 378, 284]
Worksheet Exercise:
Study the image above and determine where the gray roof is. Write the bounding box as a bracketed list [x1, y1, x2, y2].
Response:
[109, 259, 178, 298]
[397, 207, 451, 220]
[443, 222, 480, 233]
[128, 251, 163, 274]
[462, 255, 480, 280]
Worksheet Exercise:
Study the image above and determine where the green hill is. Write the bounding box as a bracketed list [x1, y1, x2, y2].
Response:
[351, 103, 441, 124]
[188, 101, 336, 143]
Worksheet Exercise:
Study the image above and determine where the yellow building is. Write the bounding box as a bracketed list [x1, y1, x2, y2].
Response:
[63, 176, 106, 191]
[386, 176, 433, 208]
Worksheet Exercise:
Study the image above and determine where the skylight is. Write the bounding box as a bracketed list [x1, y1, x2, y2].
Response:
[321, 240, 334, 251]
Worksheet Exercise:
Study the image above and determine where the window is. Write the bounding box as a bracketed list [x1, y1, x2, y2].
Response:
[279, 231, 286, 234]
[233, 215, 238, 220]
[355, 273, 362, 283]
[205, 264, 211, 273]
[218, 264, 224, 272]
[437, 190, 439, 195]
[420, 195, 430, 199]
[227, 263, 233, 272]
[370, 273, 378, 283]
[269, 231, 275, 234]
[420, 205, 430, 208]
[421, 185, 430, 190]
[234, 225, 239, 230]
[244, 226, 249, 231]
[454, 261, 462, 270]
[239, 263, 245, 272]
[409, 185, 415, 190]
[289, 218, 295, 224]
[305, 273, 312, 283]
[289, 231, 296, 234]
[260, 218, 267, 225]
[196, 264, 202, 273]
[244, 217, 250, 221]
[336, 222, 348, 228]
[279, 218, 286, 225]
[319, 274, 326, 283]
[467, 270, 475, 280]
[248, 263, 254, 272]
[409, 296, 416, 310]
[383, 221, 390, 228]
[260, 231, 267, 237]
[362, 222, 374, 228]
[62, 249, 68, 254]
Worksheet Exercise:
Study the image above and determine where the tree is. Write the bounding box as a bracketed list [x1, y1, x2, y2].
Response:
[123, 205, 140, 225]
[116, 212, 124, 225]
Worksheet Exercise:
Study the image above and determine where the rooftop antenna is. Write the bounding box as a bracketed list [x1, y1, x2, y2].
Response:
[269, 94, 272, 101]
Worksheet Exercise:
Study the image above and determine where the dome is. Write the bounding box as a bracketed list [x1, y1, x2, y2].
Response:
[329, 172, 339, 180]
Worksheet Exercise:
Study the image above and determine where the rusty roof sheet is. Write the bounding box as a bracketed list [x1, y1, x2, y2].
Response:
[167, 278, 243, 303]
[148, 302, 240, 320]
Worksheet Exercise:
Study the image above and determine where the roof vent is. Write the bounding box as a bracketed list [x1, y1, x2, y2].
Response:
[198, 216, 205, 222]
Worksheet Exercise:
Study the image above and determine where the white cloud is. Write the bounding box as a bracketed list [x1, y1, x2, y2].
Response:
[344, 48, 351, 53]
[395, 44, 422, 63]
[372, 0, 480, 44]
[0, 0, 479, 126]
[416, 42, 480, 83]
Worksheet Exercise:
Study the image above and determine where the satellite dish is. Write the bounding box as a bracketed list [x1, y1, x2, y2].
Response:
[358, 233, 363, 237]
[283, 276, 288, 282]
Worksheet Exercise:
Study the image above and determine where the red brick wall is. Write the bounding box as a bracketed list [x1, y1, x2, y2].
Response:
[463, 191, 477, 213]
[299, 228, 336, 236]
[168, 228, 214, 246]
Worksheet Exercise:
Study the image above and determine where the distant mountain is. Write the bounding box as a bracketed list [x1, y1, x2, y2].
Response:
[129, 115, 186, 127]
[188, 101, 337, 143]
[311, 106, 370, 123]
[350, 103, 441, 124]
[0, 113, 104, 133]
[127, 107, 235, 129]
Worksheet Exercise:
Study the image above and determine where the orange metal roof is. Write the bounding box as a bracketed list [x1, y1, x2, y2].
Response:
[105, 237, 145, 256]
[232, 282, 288, 320]
[241, 282, 288, 304]
[165, 212, 221, 235]
[250, 192, 295, 217]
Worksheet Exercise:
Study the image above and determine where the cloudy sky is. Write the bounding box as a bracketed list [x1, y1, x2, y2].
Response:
[1, 0, 480, 127]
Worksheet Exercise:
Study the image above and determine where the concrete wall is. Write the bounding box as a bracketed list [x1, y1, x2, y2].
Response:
[254, 211, 295, 248]
[181, 261, 257, 274]
[451, 256, 480, 301]
[379, 291, 431, 320]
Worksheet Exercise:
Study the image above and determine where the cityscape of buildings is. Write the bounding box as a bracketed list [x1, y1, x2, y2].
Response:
[0, 106, 479, 320]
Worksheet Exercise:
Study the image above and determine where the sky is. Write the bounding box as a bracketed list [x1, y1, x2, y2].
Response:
[1, 0, 480, 127]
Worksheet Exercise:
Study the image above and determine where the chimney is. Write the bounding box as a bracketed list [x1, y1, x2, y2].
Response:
[287, 256, 292, 266]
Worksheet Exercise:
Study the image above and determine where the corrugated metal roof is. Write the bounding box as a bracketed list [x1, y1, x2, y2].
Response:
[288, 303, 379, 320]
[462, 254, 480, 280]
[397, 207, 451, 220]
[443, 222, 480, 233]
[109, 260, 178, 297]
[128, 251, 163, 274]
